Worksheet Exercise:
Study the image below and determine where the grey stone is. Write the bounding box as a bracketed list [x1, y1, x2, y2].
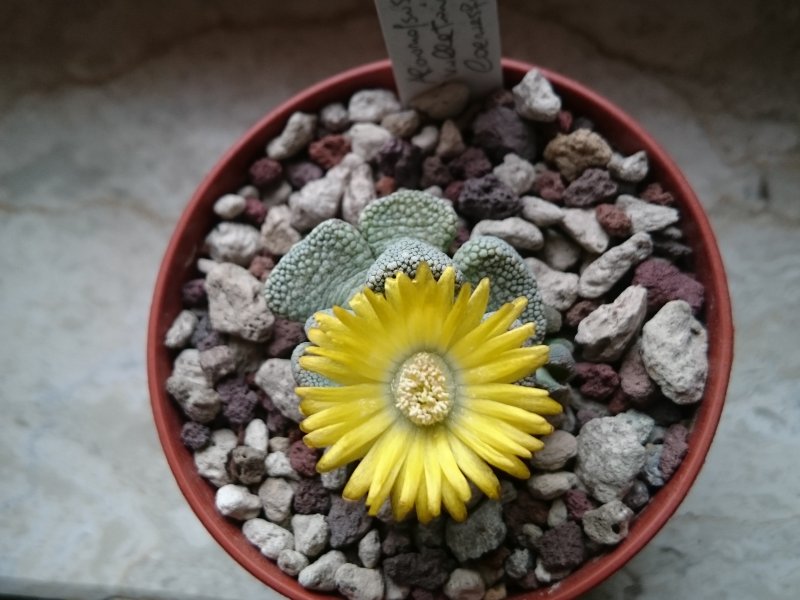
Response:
[258, 477, 294, 523]
[524, 257, 579, 311]
[342, 162, 376, 225]
[616, 410, 656, 444]
[576, 416, 647, 502]
[298, 550, 346, 591]
[520, 196, 564, 227]
[471, 217, 544, 251]
[534, 557, 571, 583]
[384, 574, 411, 600]
[348, 123, 393, 161]
[411, 124, 439, 154]
[205, 222, 262, 265]
[642, 444, 666, 487]
[292, 513, 329, 558]
[527, 471, 578, 500]
[560, 208, 610, 254]
[328, 496, 373, 549]
[277, 549, 309, 577]
[542, 229, 582, 271]
[166, 349, 220, 423]
[198, 344, 236, 382]
[215, 484, 261, 520]
[521, 523, 544, 548]
[435, 119, 465, 159]
[381, 109, 421, 137]
[493, 153, 536, 195]
[445, 500, 506, 562]
[206, 262, 274, 342]
[254, 358, 303, 422]
[242, 518, 294, 559]
[505, 548, 532, 579]
[641, 300, 709, 404]
[264, 451, 300, 480]
[582, 500, 635, 545]
[320, 462, 348, 491]
[213, 193, 246, 219]
[193, 428, 237, 487]
[320, 102, 349, 133]
[512, 68, 561, 121]
[335, 563, 385, 600]
[288, 172, 345, 232]
[348, 89, 401, 122]
[443, 568, 485, 600]
[262, 180, 292, 207]
[260, 204, 301, 255]
[530, 430, 578, 471]
[616, 194, 680, 233]
[608, 151, 648, 182]
[164, 310, 198, 349]
[547, 498, 568, 528]
[578, 232, 653, 298]
[410, 81, 470, 120]
[267, 111, 316, 160]
[268, 436, 290, 453]
[543, 304, 562, 334]
[196, 257, 217, 274]
[575, 285, 648, 362]
[358, 529, 381, 568]
[244, 418, 269, 453]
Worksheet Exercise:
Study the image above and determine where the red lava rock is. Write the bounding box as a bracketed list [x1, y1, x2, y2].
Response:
[287, 428, 304, 444]
[241, 198, 268, 226]
[562, 168, 618, 207]
[191, 313, 225, 350]
[377, 138, 422, 188]
[288, 440, 319, 478]
[266, 409, 291, 436]
[181, 421, 211, 450]
[223, 388, 258, 426]
[641, 182, 675, 206]
[660, 424, 689, 480]
[248, 254, 275, 281]
[285, 160, 323, 189]
[595, 203, 633, 238]
[484, 88, 515, 109]
[565, 299, 600, 329]
[383, 550, 454, 590]
[619, 344, 656, 404]
[448, 146, 493, 180]
[564, 489, 595, 521]
[420, 155, 453, 188]
[458, 174, 519, 221]
[249, 157, 283, 188]
[182, 278, 207, 307]
[215, 376, 248, 402]
[531, 169, 565, 204]
[607, 389, 631, 415]
[375, 175, 397, 197]
[328, 495, 374, 548]
[382, 527, 413, 556]
[472, 106, 537, 162]
[535, 521, 586, 571]
[557, 110, 573, 133]
[309, 134, 351, 169]
[293, 477, 331, 514]
[633, 258, 705, 314]
[443, 180, 465, 203]
[267, 318, 306, 358]
[516, 571, 541, 590]
[574, 362, 619, 401]
[448, 221, 471, 254]
[503, 489, 550, 536]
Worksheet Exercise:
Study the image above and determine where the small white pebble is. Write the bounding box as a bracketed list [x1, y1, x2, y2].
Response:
[411, 125, 439, 154]
[215, 484, 261, 520]
[213, 193, 247, 219]
[244, 419, 269, 452]
[164, 310, 197, 349]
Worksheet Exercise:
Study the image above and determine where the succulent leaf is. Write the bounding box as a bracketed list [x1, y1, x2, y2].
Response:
[264, 219, 374, 321]
[366, 238, 463, 293]
[359, 189, 458, 255]
[453, 235, 547, 343]
[291, 342, 336, 388]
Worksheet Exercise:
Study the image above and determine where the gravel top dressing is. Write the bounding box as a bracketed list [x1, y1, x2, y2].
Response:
[162, 69, 708, 600]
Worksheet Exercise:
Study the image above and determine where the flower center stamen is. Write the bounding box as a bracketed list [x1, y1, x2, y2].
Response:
[392, 352, 455, 426]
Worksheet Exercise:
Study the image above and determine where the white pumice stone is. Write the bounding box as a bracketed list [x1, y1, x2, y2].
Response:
[164, 310, 197, 349]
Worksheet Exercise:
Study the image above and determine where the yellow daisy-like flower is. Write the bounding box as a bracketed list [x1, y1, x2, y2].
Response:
[296, 263, 562, 523]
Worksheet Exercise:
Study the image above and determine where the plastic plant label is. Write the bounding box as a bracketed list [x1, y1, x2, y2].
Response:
[374, 0, 503, 103]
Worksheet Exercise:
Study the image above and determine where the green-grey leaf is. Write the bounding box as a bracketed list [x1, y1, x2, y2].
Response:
[453, 235, 547, 343]
[365, 238, 463, 293]
[291, 342, 336, 388]
[359, 190, 458, 255]
[264, 219, 374, 321]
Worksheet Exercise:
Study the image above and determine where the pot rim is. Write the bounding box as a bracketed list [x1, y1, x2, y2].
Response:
[147, 58, 733, 600]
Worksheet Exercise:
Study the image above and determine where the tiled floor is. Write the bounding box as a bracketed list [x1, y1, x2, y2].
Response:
[1, 2, 798, 599]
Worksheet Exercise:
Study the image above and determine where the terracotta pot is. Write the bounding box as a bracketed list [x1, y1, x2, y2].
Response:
[147, 59, 733, 599]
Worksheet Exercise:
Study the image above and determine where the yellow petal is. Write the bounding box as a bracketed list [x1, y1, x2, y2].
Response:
[453, 323, 536, 369]
[415, 475, 434, 524]
[300, 395, 386, 431]
[449, 419, 531, 479]
[431, 426, 471, 502]
[441, 477, 468, 522]
[392, 429, 424, 521]
[366, 425, 412, 512]
[304, 345, 393, 382]
[460, 346, 549, 385]
[463, 399, 553, 433]
[422, 434, 443, 518]
[453, 410, 533, 458]
[316, 409, 396, 470]
[447, 433, 501, 499]
[462, 383, 562, 414]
